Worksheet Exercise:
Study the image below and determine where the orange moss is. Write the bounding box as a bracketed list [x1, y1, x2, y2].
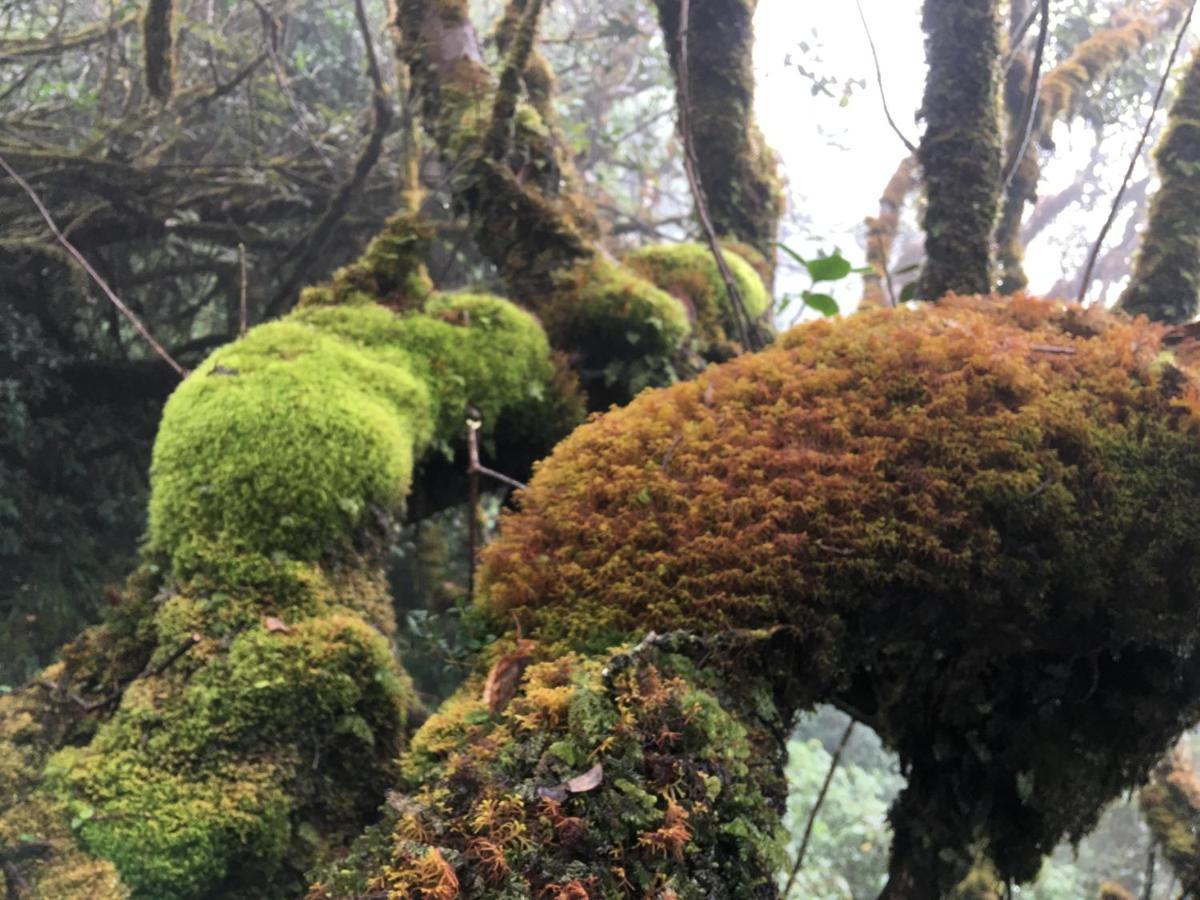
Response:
[480, 295, 1200, 889]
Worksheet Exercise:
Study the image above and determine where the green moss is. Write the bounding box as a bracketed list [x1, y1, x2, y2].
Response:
[480, 295, 1200, 891]
[45, 614, 406, 899]
[624, 242, 771, 356]
[1140, 747, 1200, 894]
[151, 294, 560, 563]
[308, 646, 784, 899]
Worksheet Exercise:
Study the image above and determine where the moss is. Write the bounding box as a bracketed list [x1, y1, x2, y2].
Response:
[862, 155, 918, 309]
[150, 294, 560, 563]
[916, 0, 1002, 299]
[624, 242, 771, 357]
[539, 255, 690, 403]
[44, 614, 407, 899]
[1097, 882, 1135, 900]
[1139, 745, 1200, 894]
[480, 295, 1200, 891]
[307, 646, 785, 899]
[297, 212, 434, 313]
[1118, 44, 1200, 323]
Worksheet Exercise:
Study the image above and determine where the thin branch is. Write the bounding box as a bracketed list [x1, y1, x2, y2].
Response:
[1001, 3, 1041, 75]
[466, 416, 527, 492]
[0, 151, 187, 378]
[783, 718, 855, 897]
[266, 0, 393, 316]
[1078, 0, 1196, 305]
[1002, 0, 1050, 190]
[873, 232, 898, 307]
[676, 0, 759, 351]
[238, 242, 248, 336]
[854, 0, 918, 155]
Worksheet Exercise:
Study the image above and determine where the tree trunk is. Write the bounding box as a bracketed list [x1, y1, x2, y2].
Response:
[652, 0, 785, 274]
[916, 0, 1002, 299]
[1118, 44, 1200, 323]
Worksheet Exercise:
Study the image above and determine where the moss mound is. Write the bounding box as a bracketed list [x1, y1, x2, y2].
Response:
[481, 295, 1200, 890]
[1140, 745, 1200, 894]
[308, 643, 784, 899]
[624, 242, 770, 356]
[150, 294, 560, 563]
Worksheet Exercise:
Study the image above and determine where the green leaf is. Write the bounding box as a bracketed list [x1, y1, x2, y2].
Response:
[899, 282, 920, 303]
[775, 241, 808, 270]
[801, 292, 840, 317]
[895, 263, 921, 275]
[805, 252, 853, 283]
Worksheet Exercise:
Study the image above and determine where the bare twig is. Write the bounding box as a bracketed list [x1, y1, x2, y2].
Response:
[238, 242, 248, 336]
[783, 718, 856, 897]
[1002, 0, 1050, 190]
[0, 151, 187, 378]
[1142, 845, 1156, 900]
[854, 0, 919, 155]
[1001, 3, 1041, 75]
[1078, 0, 1196, 305]
[466, 416, 527, 492]
[676, 0, 759, 351]
[873, 232, 898, 307]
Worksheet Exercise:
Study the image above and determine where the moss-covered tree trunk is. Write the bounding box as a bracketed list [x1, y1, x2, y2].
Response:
[996, 0, 1190, 294]
[1117, 44, 1200, 323]
[652, 0, 785, 275]
[916, 0, 1002, 299]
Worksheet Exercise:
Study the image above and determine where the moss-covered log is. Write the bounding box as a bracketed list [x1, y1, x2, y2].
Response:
[652, 0, 785, 272]
[482, 296, 1200, 894]
[1117, 44, 1200, 324]
[997, 0, 1190, 294]
[916, 0, 1003, 299]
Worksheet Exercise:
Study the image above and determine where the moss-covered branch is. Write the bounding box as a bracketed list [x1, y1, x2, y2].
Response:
[652, 0, 785, 271]
[1140, 744, 1200, 895]
[916, 0, 1002, 299]
[481, 296, 1200, 894]
[1117, 44, 1200, 323]
[997, 0, 1191, 293]
[862, 154, 918, 309]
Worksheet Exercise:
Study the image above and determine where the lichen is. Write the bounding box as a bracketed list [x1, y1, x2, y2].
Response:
[624, 242, 771, 358]
[480, 295, 1200, 890]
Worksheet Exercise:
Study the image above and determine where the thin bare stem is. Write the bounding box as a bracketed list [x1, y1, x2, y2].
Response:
[1079, 0, 1196, 305]
[677, 0, 759, 352]
[238, 242, 248, 336]
[855, 0, 918, 155]
[0, 151, 187, 378]
[1002, 0, 1050, 190]
[783, 718, 856, 897]
[1001, 4, 1040, 75]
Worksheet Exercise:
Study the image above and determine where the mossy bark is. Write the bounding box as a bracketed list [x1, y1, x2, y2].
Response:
[916, 0, 1003, 299]
[1118, 44, 1200, 324]
[652, 0, 785, 274]
[996, 0, 1190, 294]
[143, 0, 174, 101]
[1140, 744, 1200, 894]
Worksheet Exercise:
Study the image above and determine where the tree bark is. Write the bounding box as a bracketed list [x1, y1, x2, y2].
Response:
[862, 154, 918, 309]
[916, 0, 1002, 299]
[652, 0, 785, 273]
[1118, 44, 1200, 323]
